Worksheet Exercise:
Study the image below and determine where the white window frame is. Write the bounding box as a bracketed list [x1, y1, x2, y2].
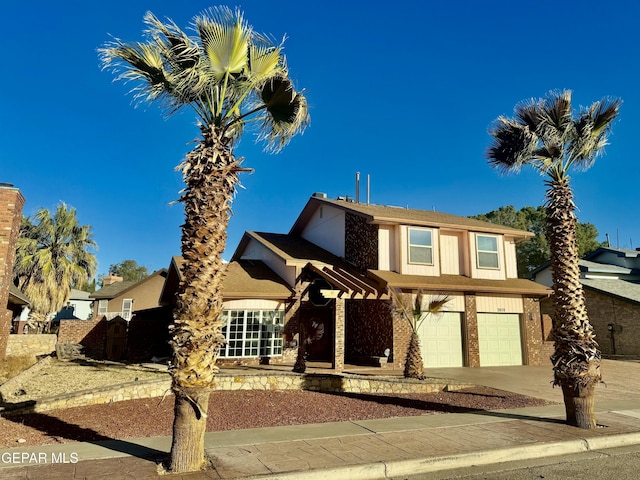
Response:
[220, 310, 284, 358]
[98, 299, 108, 315]
[408, 227, 434, 265]
[122, 298, 134, 320]
[476, 234, 500, 269]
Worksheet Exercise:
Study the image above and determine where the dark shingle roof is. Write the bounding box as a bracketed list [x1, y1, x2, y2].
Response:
[90, 280, 137, 299]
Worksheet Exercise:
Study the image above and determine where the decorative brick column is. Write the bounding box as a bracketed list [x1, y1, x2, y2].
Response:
[522, 296, 547, 366]
[0, 184, 26, 360]
[464, 294, 480, 367]
[333, 297, 345, 372]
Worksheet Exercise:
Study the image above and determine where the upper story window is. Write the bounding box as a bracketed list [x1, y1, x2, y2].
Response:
[98, 299, 108, 314]
[408, 228, 433, 265]
[476, 235, 499, 269]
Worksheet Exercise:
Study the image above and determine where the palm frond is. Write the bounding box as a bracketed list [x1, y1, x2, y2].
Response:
[486, 117, 538, 173]
[196, 6, 250, 79]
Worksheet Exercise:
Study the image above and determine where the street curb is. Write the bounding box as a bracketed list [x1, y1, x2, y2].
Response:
[243, 432, 640, 480]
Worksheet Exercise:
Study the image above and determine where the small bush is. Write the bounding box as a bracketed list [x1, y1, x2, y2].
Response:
[0, 355, 37, 384]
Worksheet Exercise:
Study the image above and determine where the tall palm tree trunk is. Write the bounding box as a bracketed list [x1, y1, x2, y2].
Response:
[546, 177, 601, 429]
[169, 125, 240, 472]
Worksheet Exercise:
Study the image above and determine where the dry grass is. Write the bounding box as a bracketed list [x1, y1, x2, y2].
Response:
[0, 354, 37, 384]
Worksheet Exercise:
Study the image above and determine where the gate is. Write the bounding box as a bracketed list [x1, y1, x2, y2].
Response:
[106, 316, 128, 361]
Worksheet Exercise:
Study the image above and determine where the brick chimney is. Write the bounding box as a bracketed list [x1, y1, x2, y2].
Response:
[0, 183, 26, 360]
[102, 273, 124, 286]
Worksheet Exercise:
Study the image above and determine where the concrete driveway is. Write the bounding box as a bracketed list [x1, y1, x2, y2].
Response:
[426, 359, 640, 404]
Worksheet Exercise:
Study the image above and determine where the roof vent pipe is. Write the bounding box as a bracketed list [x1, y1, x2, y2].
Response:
[367, 174, 370, 205]
[355, 171, 360, 203]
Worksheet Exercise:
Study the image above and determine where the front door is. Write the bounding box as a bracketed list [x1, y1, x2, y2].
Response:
[301, 305, 333, 362]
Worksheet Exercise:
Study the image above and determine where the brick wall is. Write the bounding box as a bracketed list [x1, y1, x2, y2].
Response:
[334, 297, 345, 372]
[0, 185, 26, 360]
[346, 299, 394, 363]
[58, 318, 108, 358]
[540, 288, 640, 358]
[521, 296, 551, 366]
[583, 288, 640, 356]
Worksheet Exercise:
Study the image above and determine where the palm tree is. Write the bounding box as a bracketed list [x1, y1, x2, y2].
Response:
[14, 204, 97, 333]
[486, 90, 620, 428]
[390, 288, 451, 379]
[99, 7, 309, 473]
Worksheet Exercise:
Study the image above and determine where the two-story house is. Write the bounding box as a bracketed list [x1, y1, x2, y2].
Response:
[170, 193, 550, 371]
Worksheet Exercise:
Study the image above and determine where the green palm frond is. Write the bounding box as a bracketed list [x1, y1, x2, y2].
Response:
[197, 7, 250, 79]
[100, 7, 309, 151]
[14, 204, 97, 318]
[487, 90, 620, 179]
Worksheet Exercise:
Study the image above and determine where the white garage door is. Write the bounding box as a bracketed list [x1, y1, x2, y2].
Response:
[419, 312, 464, 368]
[477, 313, 522, 366]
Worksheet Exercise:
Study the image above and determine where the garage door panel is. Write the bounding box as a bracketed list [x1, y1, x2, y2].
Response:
[419, 312, 463, 368]
[477, 313, 522, 366]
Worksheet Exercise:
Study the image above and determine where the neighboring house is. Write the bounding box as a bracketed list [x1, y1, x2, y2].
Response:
[54, 289, 94, 321]
[163, 193, 552, 371]
[531, 246, 640, 357]
[90, 269, 168, 321]
[8, 284, 30, 333]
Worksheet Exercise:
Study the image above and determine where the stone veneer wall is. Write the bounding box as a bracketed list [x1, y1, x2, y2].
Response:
[5, 334, 57, 357]
[344, 212, 378, 271]
[464, 294, 480, 367]
[2, 371, 471, 415]
[0, 185, 25, 361]
[346, 299, 394, 362]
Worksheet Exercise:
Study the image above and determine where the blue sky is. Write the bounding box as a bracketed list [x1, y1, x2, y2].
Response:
[2, 0, 639, 277]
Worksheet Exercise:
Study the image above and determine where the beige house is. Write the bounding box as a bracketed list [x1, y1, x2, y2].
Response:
[90, 269, 168, 321]
[161, 194, 552, 371]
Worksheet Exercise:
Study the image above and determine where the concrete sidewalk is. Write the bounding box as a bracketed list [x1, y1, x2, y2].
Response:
[2, 360, 640, 479]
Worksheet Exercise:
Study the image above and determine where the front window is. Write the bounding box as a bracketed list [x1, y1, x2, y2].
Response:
[408, 228, 433, 264]
[221, 310, 284, 358]
[476, 235, 499, 269]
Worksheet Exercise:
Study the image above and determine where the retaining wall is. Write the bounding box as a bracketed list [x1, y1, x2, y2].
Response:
[1, 371, 468, 415]
[5, 334, 57, 357]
